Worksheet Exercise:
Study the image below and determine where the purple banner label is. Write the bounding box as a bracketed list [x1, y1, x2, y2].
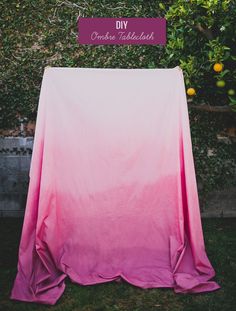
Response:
[78, 18, 166, 45]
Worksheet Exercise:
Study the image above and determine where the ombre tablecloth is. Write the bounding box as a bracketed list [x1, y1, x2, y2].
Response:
[10, 67, 220, 305]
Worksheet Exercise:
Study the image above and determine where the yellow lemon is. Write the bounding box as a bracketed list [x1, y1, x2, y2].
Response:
[187, 88, 196, 96]
[213, 63, 223, 72]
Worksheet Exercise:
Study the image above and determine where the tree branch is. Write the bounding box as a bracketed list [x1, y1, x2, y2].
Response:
[195, 23, 214, 40]
[187, 102, 232, 112]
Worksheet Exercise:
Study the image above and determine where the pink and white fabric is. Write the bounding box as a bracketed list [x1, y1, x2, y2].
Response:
[10, 67, 220, 305]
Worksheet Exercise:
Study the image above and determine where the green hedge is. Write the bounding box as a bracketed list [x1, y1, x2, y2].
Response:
[1, 0, 236, 195]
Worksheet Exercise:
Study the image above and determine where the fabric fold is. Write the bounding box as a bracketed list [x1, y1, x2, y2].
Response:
[169, 69, 220, 294]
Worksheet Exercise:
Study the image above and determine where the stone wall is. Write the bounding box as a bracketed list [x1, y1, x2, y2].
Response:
[0, 137, 33, 217]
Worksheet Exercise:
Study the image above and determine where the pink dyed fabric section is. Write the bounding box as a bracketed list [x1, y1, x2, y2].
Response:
[10, 67, 220, 305]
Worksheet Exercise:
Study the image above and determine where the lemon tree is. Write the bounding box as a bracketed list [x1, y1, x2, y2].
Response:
[159, 0, 236, 111]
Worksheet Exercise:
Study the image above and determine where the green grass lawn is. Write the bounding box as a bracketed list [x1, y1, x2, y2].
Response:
[0, 218, 235, 311]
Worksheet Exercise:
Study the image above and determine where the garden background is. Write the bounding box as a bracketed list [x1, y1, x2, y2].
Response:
[1, 0, 236, 202]
[0, 1, 236, 310]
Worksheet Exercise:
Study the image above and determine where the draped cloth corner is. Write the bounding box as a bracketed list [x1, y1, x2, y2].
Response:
[10, 67, 220, 305]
